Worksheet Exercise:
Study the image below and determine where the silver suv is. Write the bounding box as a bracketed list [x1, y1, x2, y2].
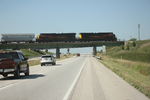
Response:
[41, 55, 56, 66]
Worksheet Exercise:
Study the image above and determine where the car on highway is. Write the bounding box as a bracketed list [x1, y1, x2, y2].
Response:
[0, 51, 29, 78]
[41, 55, 56, 66]
[76, 53, 80, 56]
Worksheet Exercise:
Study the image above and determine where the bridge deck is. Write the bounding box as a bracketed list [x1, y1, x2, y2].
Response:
[0, 41, 124, 50]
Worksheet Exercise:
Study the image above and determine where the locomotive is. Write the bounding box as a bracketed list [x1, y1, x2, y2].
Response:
[36, 33, 76, 42]
[79, 32, 117, 41]
[0, 32, 117, 43]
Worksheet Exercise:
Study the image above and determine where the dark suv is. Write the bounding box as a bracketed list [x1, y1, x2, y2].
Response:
[0, 51, 29, 78]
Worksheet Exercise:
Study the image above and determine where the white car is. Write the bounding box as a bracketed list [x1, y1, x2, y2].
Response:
[41, 55, 56, 66]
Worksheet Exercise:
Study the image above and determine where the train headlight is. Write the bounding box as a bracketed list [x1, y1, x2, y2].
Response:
[79, 34, 82, 39]
[36, 34, 40, 39]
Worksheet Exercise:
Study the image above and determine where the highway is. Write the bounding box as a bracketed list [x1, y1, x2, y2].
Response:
[0, 55, 149, 100]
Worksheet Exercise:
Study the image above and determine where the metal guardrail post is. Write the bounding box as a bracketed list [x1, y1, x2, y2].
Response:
[93, 45, 97, 56]
[56, 46, 60, 59]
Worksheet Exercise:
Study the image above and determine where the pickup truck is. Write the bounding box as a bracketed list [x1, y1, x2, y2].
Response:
[0, 51, 29, 78]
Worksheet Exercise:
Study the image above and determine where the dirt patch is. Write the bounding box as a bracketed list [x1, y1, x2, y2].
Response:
[140, 42, 150, 49]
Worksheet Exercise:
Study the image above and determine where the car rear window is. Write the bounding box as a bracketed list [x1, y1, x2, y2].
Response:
[0, 52, 19, 59]
[0, 53, 12, 59]
[42, 56, 52, 58]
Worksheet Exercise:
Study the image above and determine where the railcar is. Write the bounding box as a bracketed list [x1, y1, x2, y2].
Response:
[79, 32, 117, 41]
[36, 33, 76, 42]
[0, 33, 35, 43]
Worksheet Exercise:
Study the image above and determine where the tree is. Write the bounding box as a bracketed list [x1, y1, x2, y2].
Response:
[133, 41, 136, 47]
[122, 45, 125, 50]
[129, 38, 137, 41]
[126, 45, 130, 50]
[45, 49, 48, 53]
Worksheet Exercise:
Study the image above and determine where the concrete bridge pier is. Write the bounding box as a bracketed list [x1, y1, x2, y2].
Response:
[56, 47, 60, 59]
[93, 46, 97, 56]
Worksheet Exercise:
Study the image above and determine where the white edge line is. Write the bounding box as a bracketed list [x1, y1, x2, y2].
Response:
[63, 59, 87, 100]
[0, 82, 18, 90]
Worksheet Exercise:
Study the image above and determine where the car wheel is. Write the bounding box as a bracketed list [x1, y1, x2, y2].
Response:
[52, 62, 56, 65]
[25, 66, 29, 76]
[3, 74, 8, 78]
[41, 64, 43, 66]
[14, 67, 20, 78]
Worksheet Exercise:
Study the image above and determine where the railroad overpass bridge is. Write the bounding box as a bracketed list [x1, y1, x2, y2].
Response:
[0, 41, 124, 58]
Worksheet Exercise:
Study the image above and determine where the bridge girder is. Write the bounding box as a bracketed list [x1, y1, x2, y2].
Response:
[0, 41, 124, 50]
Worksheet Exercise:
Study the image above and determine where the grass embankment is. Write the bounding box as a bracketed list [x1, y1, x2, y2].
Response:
[99, 40, 150, 98]
[21, 49, 47, 58]
[106, 40, 150, 63]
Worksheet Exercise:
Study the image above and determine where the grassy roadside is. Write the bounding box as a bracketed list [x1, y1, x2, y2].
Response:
[28, 59, 41, 66]
[21, 49, 48, 58]
[98, 40, 150, 98]
[100, 56, 150, 98]
[58, 54, 75, 60]
[106, 40, 150, 63]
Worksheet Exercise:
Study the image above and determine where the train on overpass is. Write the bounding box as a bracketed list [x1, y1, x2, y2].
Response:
[0, 32, 117, 43]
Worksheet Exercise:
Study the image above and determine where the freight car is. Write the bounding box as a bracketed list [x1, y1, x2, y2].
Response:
[0, 33, 35, 43]
[36, 33, 76, 42]
[79, 32, 117, 41]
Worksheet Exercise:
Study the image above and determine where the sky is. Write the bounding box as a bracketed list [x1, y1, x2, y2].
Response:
[0, 0, 150, 41]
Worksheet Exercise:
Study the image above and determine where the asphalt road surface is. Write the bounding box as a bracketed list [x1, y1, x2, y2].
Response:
[0, 55, 149, 100]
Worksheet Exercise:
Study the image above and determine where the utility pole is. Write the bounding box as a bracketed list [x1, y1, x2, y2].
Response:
[138, 24, 140, 40]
